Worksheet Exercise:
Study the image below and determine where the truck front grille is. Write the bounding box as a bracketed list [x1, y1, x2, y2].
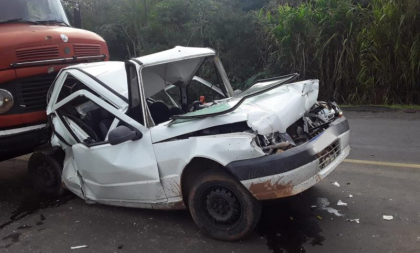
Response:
[73, 44, 101, 56]
[317, 141, 341, 170]
[16, 74, 57, 112]
[16, 46, 60, 62]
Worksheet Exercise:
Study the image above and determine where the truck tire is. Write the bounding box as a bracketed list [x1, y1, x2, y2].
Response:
[188, 170, 261, 241]
[28, 153, 65, 197]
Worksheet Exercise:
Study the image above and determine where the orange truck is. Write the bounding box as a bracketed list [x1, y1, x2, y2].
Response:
[0, 0, 109, 161]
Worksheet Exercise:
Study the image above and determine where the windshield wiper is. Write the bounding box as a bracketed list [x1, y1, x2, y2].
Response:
[0, 18, 40, 25]
[37, 20, 70, 27]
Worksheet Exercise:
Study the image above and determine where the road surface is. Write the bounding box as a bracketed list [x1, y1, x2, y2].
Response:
[0, 110, 419, 253]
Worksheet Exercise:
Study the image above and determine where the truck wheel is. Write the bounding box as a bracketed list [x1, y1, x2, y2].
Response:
[28, 153, 64, 197]
[188, 170, 261, 241]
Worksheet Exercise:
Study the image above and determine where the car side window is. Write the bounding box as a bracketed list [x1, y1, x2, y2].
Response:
[126, 63, 145, 125]
[56, 75, 117, 145]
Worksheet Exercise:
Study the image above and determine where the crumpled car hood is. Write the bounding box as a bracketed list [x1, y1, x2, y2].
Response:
[151, 80, 319, 143]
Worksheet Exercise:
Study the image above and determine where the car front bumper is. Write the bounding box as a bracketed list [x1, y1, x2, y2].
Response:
[0, 124, 50, 162]
[226, 117, 350, 200]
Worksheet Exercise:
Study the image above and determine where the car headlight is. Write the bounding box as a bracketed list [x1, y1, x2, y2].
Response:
[254, 132, 296, 154]
[0, 89, 14, 114]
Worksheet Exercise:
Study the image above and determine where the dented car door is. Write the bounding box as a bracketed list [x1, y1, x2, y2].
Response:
[49, 69, 167, 204]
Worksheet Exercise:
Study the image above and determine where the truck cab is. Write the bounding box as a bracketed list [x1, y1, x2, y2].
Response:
[0, 0, 109, 161]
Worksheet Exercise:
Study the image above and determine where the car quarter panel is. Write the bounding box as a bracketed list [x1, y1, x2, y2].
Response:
[152, 133, 265, 201]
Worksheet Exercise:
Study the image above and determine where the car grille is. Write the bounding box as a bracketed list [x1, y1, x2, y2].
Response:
[16, 74, 57, 112]
[16, 46, 60, 62]
[73, 44, 101, 56]
[317, 141, 341, 170]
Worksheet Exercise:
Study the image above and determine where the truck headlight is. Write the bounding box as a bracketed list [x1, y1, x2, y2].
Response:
[0, 89, 14, 114]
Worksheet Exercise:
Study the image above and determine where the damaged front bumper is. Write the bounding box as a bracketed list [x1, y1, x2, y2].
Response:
[226, 117, 350, 200]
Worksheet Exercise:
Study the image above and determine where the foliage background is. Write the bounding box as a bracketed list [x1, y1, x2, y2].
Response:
[64, 0, 420, 104]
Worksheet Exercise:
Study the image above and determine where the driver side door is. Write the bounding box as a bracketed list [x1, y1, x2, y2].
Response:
[51, 69, 167, 204]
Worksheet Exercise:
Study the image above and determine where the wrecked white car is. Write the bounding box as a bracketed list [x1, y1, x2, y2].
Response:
[29, 46, 350, 241]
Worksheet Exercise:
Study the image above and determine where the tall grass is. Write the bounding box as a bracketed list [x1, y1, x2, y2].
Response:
[256, 0, 420, 104]
[357, 0, 420, 104]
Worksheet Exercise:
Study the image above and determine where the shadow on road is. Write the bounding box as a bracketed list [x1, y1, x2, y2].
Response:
[1, 159, 329, 253]
[258, 188, 326, 253]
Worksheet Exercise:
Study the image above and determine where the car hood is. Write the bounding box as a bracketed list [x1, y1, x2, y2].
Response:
[151, 79, 319, 143]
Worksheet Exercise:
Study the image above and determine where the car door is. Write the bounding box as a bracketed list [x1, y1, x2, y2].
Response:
[50, 68, 167, 204]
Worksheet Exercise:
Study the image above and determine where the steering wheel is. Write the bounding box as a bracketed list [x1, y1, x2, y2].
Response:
[64, 114, 99, 142]
[188, 101, 202, 112]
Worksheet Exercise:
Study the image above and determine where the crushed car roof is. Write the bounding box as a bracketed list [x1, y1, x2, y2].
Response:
[66, 46, 217, 98]
[133, 46, 215, 66]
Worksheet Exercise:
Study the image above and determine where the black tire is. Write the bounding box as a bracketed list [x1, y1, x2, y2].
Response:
[188, 170, 261, 241]
[28, 153, 65, 197]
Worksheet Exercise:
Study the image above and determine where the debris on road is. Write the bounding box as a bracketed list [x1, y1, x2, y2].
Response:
[332, 182, 341, 187]
[337, 200, 348, 206]
[317, 198, 344, 217]
[118, 244, 123, 249]
[311, 205, 317, 210]
[346, 219, 360, 224]
[347, 194, 353, 198]
[71, 245, 88, 250]
[317, 216, 323, 220]
[383, 215, 394, 221]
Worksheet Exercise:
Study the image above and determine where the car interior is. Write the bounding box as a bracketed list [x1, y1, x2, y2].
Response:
[55, 56, 228, 144]
[142, 57, 228, 125]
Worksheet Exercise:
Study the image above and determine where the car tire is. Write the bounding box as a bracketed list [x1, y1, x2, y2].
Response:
[28, 153, 65, 197]
[188, 170, 261, 241]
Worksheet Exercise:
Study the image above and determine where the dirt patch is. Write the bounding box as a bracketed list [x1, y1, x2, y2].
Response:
[249, 179, 294, 200]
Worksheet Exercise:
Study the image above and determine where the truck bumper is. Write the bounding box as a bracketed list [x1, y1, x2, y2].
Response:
[0, 124, 50, 162]
[226, 117, 350, 200]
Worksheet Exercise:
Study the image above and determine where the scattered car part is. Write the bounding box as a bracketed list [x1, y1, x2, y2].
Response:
[337, 200, 348, 206]
[346, 219, 360, 223]
[383, 215, 394, 220]
[71, 245, 88, 250]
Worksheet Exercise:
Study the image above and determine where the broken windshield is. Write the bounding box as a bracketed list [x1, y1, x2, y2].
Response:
[170, 73, 299, 122]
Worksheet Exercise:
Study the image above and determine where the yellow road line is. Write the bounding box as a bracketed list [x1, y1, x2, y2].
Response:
[344, 159, 420, 169]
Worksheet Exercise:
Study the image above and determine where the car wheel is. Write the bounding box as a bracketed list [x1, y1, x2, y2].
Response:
[28, 153, 65, 197]
[188, 170, 261, 241]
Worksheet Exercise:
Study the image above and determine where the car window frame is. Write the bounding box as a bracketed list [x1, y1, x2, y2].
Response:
[53, 89, 145, 147]
[50, 69, 146, 148]
[127, 60, 156, 128]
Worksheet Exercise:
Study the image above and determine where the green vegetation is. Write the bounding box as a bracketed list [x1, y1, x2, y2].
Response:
[69, 0, 420, 105]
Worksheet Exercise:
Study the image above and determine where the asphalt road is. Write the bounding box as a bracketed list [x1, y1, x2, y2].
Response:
[0, 110, 419, 253]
